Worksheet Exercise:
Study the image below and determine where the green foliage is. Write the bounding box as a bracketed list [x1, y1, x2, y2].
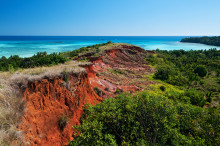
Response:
[0, 52, 67, 71]
[206, 92, 213, 103]
[185, 89, 205, 107]
[94, 87, 101, 96]
[181, 36, 220, 46]
[153, 65, 188, 86]
[69, 92, 220, 145]
[160, 85, 166, 91]
[114, 88, 123, 94]
[154, 65, 172, 80]
[194, 65, 208, 77]
[67, 41, 112, 57]
[104, 87, 109, 92]
[58, 114, 69, 131]
[62, 70, 69, 82]
[150, 49, 220, 102]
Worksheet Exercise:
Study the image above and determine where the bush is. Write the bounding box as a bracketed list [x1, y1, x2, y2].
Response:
[154, 65, 179, 82]
[69, 92, 220, 145]
[160, 85, 166, 91]
[94, 87, 101, 96]
[194, 65, 208, 77]
[0, 52, 68, 71]
[62, 70, 69, 82]
[114, 88, 123, 94]
[206, 92, 212, 103]
[58, 114, 69, 131]
[69, 93, 179, 145]
[104, 87, 109, 92]
[154, 65, 171, 80]
[185, 89, 205, 107]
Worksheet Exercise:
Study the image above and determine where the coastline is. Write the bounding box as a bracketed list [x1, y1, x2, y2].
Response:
[1, 36, 220, 58]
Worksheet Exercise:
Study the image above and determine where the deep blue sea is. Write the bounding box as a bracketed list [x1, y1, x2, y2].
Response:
[0, 36, 219, 58]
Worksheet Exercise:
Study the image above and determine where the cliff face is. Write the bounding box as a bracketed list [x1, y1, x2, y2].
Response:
[19, 72, 101, 145]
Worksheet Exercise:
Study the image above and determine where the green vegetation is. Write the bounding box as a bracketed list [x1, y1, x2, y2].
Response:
[159, 85, 166, 91]
[94, 87, 102, 96]
[194, 65, 208, 77]
[62, 70, 69, 82]
[62, 41, 112, 58]
[114, 88, 123, 94]
[104, 87, 109, 92]
[68, 48, 219, 145]
[0, 52, 67, 71]
[181, 36, 220, 46]
[185, 89, 205, 107]
[58, 114, 69, 131]
[151, 49, 219, 103]
[69, 92, 220, 145]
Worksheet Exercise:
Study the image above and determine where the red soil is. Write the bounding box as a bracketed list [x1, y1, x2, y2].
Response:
[19, 73, 101, 145]
[82, 46, 154, 99]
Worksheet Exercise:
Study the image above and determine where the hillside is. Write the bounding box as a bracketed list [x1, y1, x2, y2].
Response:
[181, 36, 220, 46]
[0, 43, 219, 145]
[0, 43, 155, 145]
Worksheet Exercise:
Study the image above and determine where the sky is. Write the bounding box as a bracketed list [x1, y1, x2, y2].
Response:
[0, 0, 220, 36]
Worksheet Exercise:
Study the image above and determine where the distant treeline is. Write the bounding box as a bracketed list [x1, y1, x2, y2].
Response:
[181, 36, 220, 46]
[0, 52, 67, 71]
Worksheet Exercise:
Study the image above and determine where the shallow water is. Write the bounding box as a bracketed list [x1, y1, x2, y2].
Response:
[0, 36, 219, 58]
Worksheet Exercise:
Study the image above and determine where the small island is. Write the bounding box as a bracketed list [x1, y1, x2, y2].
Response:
[181, 36, 220, 46]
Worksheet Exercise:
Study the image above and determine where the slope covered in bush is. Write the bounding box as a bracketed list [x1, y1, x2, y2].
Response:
[69, 92, 220, 145]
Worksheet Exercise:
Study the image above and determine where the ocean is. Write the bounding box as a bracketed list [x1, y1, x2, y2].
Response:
[0, 36, 219, 58]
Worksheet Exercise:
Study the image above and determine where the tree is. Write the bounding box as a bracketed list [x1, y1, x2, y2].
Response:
[185, 89, 205, 107]
[154, 65, 172, 80]
[194, 65, 208, 77]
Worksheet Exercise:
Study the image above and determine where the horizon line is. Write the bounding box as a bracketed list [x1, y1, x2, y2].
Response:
[0, 35, 218, 37]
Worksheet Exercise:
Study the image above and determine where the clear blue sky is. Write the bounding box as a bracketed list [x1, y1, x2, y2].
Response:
[0, 0, 220, 36]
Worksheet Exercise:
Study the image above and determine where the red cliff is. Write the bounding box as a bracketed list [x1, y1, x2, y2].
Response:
[19, 72, 101, 145]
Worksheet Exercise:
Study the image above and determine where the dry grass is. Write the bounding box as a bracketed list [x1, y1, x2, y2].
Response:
[99, 43, 135, 50]
[0, 75, 25, 145]
[0, 61, 88, 145]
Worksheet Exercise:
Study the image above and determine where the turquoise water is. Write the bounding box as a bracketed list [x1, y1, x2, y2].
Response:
[0, 36, 219, 58]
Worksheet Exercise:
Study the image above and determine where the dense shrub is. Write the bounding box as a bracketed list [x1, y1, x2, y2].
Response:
[94, 87, 101, 96]
[0, 52, 67, 71]
[154, 65, 172, 80]
[150, 49, 219, 99]
[194, 65, 208, 77]
[160, 85, 166, 91]
[114, 88, 123, 94]
[69, 92, 220, 145]
[185, 89, 205, 107]
[104, 87, 109, 92]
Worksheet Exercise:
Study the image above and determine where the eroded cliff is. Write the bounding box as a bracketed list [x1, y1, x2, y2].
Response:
[19, 72, 101, 145]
